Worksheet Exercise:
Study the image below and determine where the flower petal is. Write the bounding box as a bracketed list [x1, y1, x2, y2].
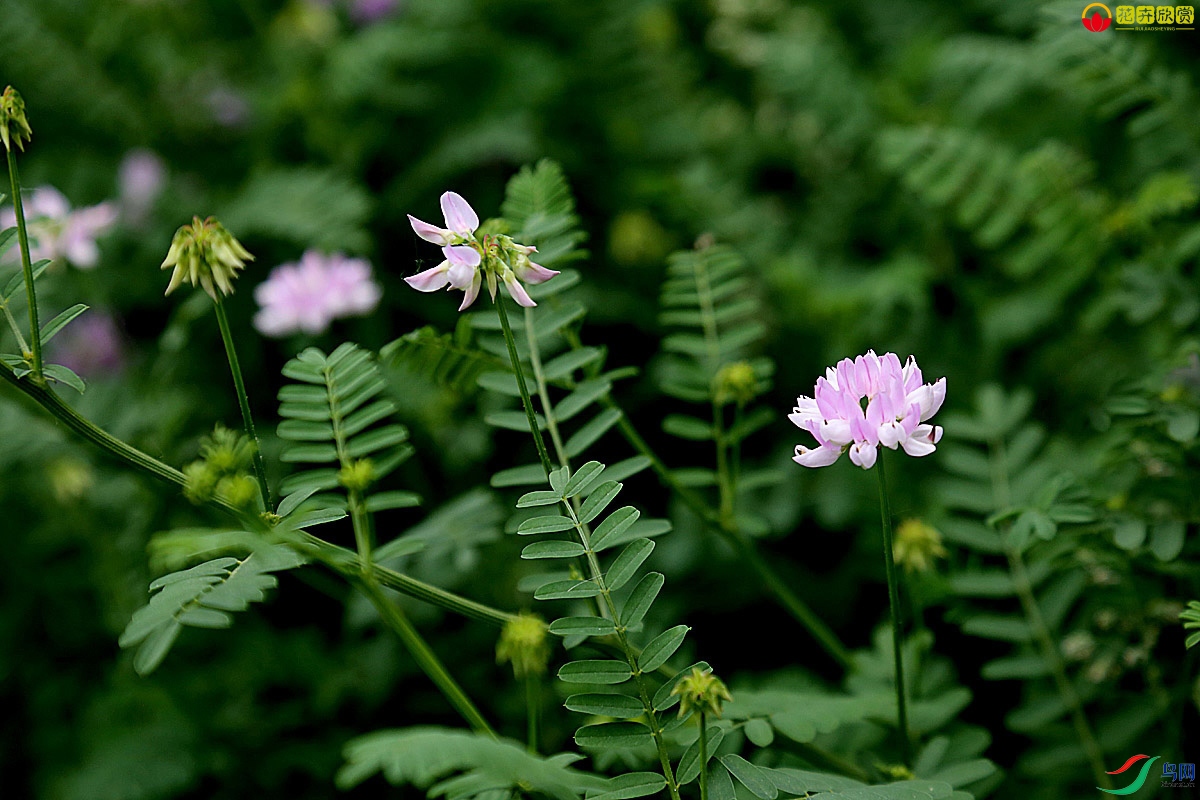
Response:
[504, 274, 537, 307]
[458, 269, 482, 312]
[440, 191, 479, 235]
[443, 244, 481, 267]
[848, 441, 877, 469]
[900, 424, 942, 457]
[793, 444, 842, 467]
[405, 263, 451, 292]
[517, 261, 559, 285]
[408, 214, 453, 245]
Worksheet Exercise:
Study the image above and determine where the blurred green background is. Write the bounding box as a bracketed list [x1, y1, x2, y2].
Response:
[2, 0, 1199, 797]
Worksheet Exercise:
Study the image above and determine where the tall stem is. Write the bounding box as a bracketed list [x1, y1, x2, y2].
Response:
[7, 148, 41, 377]
[358, 577, 496, 736]
[526, 676, 540, 752]
[496, 299, 554, 477]
[212, 296, 271, 509]
[523, 306, 568, 468]
[699, 712, 709, 800]
[875, 455, 911, 766]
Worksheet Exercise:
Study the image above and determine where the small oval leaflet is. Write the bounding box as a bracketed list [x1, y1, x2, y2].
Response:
[521, 541, 587, 560]
[558, 659, 632, 684]
[517, 515, 575, 535]
[638, 624, 690, 672]
[585, 772, 667, 800]
[619, 572, 664, 629]
[579, 481, 622, 523]
[718, 755, 778, 800]
[574, 721, 653, 749]
[549, 616, 617, 638]
[606, 539, 655, 591]
[590, 506, 640, 550]
[564, 692, 645, 718]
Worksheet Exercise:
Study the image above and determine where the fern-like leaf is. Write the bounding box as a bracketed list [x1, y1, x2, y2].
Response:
[336, 726, 604, 798]
[380, 323, 508, 393]
[118, 547, 305, 675]
[500, 159, 587, 268]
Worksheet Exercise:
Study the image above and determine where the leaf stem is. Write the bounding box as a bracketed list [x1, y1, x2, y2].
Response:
[523, 306, 568, 468]
[699, 712, 709, 800]
[526, 675, 540, 753]
[358, 576, 497, 736]
[496, 298, 554, 477]
[6, 147, 41, 377]
[212, 296, 271, 510]
[875, 454, 911, 766]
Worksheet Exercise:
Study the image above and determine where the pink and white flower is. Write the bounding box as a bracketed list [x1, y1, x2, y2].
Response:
[1, 186, 117, 269]
[405, 191, 558, 311]
[253, 250, 382, 337]
[790, 350, 945, 470]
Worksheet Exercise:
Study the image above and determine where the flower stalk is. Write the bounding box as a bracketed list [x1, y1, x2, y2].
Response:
[496, 298, 555, 477]
[213, 296, 271, 510]
[875, 455, 911, 766]
[7, 146, 42, 378]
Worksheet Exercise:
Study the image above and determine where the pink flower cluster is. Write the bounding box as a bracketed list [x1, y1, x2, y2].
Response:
[1, 187, 117, 269]
[253, 250, 382, 337]
[790, 350, 946, 470]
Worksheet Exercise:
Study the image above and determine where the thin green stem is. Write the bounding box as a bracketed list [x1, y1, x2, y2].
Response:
[713, 403, 733, 523]
[1, 298, 30, 354]
[526, 675, 540, 753]
[212, 297, 270, 510]
[496, 299, 554, 477]
[699, 713, 709, 800]
[523, 306, 568, 468]
[7, 148, 41, 376]
[987, 438, 1110, 788]
[358, 577, 496, 736]
[875, 455, 911, 766]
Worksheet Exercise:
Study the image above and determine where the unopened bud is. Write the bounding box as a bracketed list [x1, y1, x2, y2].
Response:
[496, 613, 550, 679]
[892, 519, 948, 574]
[714, 361, 759, 406]
[0, 87, 33, 152]
[671, 666, 732, 718]
[217, 474, 258, 509]
[338, 459, 375, 492]
[162, 216, 253, 300]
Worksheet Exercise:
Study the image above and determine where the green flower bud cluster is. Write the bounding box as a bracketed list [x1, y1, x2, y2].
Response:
[162, 216, 254, 300]
[714, 360, 761, 406]
[670, 666, 732, 718]
[337, 459, 375, 492]
[183, 426, 259, 509]
[0, 86, 32, 152]
[495, 613, 550, 679]
[892, 519, 948, 575]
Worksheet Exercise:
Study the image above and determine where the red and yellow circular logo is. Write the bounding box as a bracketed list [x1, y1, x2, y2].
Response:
[1082, 2, 1113, 30]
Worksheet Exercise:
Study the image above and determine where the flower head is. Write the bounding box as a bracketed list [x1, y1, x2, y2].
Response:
[49, 310, 126, 378]
[253, 250, 381, 337]
[162, 216, 253, 300]
[405, 191, 559, 311]
[790, 350, 945, 470]
[670, 666, 732, 718]
[0, 86, 32, 152]
[1, 186, 118, 269]
[496, 613, 550, 679]
[118, 149, 167, 225]
[892, 519, 948, 574]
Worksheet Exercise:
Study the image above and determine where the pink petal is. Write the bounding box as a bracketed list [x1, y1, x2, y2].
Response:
[922, 377, 946, 421]
[408, 214, 453, 245]
[440, 191, 479, 235]
[818, 418, 853, 446]
[517, 261, 559, 285]
[504, 274, 536, 307]
[458, 270, 482, 312]
[793, 444, 841, 467]
[900, 424, 942, 457]
[404, 264, 451, 292]
[443, 244, 481, 267]
[848, 441, 877, 469]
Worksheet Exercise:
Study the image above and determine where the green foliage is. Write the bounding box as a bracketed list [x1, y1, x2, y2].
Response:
[501, 159, 588, 268]
[276, 342, 416, 510]
[118, 546, 306, 676]
[337, 727, 604, 798]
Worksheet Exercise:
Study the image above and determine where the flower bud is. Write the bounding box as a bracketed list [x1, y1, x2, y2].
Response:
[338, 459, 376, 492]
[0, 87, 33, 152]
[496, 613, 550, 679]
[670, 666, 732, 718]
[161, 216, 254, 300]
[892, 519, 948, 574]
[217, 474, 259, 509]
[714, 361, 759, 406]
[183, 461, 219, 504]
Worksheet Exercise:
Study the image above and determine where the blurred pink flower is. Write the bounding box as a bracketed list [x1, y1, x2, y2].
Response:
[253, 250, 382, 337]
[790, 350, 945, 469]
[348, 0, 401, 23]
[49, 310, 126, 377]
[1, 186, 117, 269]
[118, 149, 167, 225]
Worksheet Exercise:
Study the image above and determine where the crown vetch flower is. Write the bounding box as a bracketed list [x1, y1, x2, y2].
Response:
[1, 186, 118, 269]
[790, 350, 945, 470]
[0, 86, 32, 152]
[253, 250, 381, 337]
[162, 216, 253, 299]
[405, 191, 559, 311]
